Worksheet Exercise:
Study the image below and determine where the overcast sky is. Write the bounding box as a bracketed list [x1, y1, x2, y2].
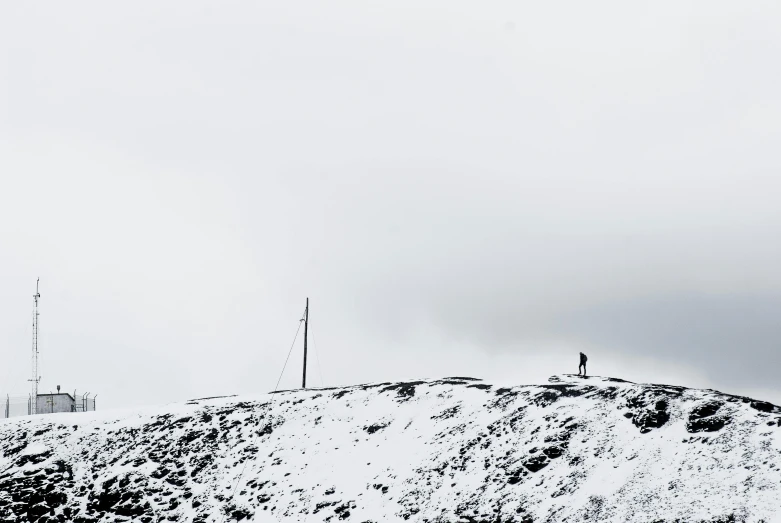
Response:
[2, 1, 780, 409]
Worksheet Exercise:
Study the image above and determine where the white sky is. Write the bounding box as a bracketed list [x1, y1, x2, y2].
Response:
[1, 1, 780, 408]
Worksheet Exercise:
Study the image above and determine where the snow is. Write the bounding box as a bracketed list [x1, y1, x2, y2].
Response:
[19, 442, 49, 456]
[1, 374, 780, 522]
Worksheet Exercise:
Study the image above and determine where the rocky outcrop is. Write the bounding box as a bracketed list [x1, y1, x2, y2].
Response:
[1, 375, 780, 522]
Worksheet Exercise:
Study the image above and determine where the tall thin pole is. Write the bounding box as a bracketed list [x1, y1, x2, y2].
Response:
[29, 278, 41, 415]
[302, 298, 309, 389]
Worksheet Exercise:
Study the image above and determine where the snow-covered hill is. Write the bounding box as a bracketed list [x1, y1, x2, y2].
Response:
[2, 375, 781, 523]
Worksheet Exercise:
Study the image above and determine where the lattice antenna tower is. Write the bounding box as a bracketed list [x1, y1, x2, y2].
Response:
[29, 278, 41, 414]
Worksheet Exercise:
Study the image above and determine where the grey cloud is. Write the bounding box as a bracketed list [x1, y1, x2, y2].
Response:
[559, 293, 781, 389]
[2, 1, 781, 407]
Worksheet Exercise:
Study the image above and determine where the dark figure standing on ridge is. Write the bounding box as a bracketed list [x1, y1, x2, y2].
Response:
[578, 352, 588, 376]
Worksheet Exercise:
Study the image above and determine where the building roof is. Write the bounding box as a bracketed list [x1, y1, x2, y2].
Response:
[36, 393, 75, 401]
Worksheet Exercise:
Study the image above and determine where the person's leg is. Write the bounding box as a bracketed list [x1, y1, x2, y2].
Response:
[583, 363, 587, 376]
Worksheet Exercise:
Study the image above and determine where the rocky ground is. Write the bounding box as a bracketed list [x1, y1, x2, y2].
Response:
[1, 374, 780, 522]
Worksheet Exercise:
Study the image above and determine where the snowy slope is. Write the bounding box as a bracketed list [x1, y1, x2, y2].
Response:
[1, 375, 781, 523]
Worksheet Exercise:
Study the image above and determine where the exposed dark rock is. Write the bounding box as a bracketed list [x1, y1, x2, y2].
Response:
[632, 409, 671, 433]
[16, 450, 52, 467]
[431, 379, 471, 386]
[750, 401, 775, 413]
[532, 390, 560, 407]
[432, 406, 461, 420]
[691, 402, 723, 419]
[539, 384, 594, 398]
[332, 390, 353, 399]
[2, 375, 780, 522]
[522, 455, 549, 472]
[687, 402, 730, 433]
[364, 422, 390, 434]
[380, 381, 426, 400]
[687, 416, 729, 433]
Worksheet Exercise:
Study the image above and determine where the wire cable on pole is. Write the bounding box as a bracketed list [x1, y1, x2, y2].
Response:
[220, 305, 307, 523]
[275, 317, 305, 391]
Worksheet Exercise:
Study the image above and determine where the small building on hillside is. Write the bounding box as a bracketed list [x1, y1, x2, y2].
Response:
[36, 392, 76, 414]
[2, 390, 97, 419]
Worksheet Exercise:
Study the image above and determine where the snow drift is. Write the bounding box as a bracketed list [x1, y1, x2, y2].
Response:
[1, 375, 781, 522]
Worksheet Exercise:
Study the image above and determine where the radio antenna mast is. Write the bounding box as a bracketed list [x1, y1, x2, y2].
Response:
[302, 297, 309, 389]
[29, 278, 41, 414]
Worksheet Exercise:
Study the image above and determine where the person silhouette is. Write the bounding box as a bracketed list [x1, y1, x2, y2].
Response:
[578, 352, 588, 376]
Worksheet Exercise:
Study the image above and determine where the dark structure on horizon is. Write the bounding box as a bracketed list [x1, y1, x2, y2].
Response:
[1, 280, 98, 419]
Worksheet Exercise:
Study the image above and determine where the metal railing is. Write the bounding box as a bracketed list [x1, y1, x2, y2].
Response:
[1, 392, 97, 419]
[2, 395, 33, 418]
[76, 393, 97, 413]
